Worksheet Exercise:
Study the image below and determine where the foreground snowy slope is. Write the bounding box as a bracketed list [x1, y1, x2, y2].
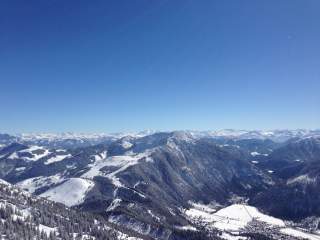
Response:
[0, 180, 143, 240]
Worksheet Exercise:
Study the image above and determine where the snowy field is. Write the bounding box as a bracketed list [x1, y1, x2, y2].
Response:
[185, 203, 320, 240]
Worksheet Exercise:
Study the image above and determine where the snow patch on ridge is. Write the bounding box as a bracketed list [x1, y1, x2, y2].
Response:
[44, 154, 71, 165]
[287, 174, 317, 185]
[251, 152, 268, 157]
[106, 198, 122, 212]
[82, 150, 153, 187]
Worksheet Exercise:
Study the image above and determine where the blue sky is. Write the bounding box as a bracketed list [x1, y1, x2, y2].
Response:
[1, 0, 319, 133]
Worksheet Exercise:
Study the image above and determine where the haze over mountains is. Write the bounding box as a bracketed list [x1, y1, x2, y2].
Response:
[0, 129, 320, 240]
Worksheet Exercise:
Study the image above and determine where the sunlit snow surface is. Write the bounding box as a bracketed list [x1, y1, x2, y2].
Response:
[38, 224, 56, 236]
[186, 204, 284, 231]
[185, 203, 320, 240]
[44, 153, 71, 165]
[280, 228, 320, 240]
[18, 146, 50, 161]
[81, 150, 153, 187]
[40, 178, 94, 207]
[16, 174, 64, 194]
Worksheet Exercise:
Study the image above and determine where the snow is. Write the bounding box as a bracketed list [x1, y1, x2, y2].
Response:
[144, 156, 154, 163]
[185, 207, 218, 224]
[250, 152, 260, 156]
[56, 149, 66, 153]
[38, 224, 56, 236]
[93, 151, 107, 161]
[20, 208, 32, 219]
[171, 131, 195, 142]
[0, 201, 32, 222]
[287, 174, 316, 185]
[214, 204, 284, 231]
[251, 152, 268, 157]
[20, 145, 43, 152]
[188, 201, 217, 213]
[188, 129, 320, 142]
[105, 156, 142, 187]
[15, 167, 26, 171]
[261, 131, 274, 136]
[16, 174, 63, 194]
[133, 181, 142, 188]
[121, 141, 133, 149]
[40, 178, 94, 207]
[18, 132, 115, 141]
[82, 150, 153, 187]
[220, 232, 247, 240]
[175, 225, 197, 231]
[18, 146, 50, 161]
[0, 179, 10, 186]
[8, 152, 19, 159]
[109, 214, 156, 238]
[281, 228, 320, 240]
[147, 209, 161, 222]
[12, 129, 320, 145]
[44, 154, 71, 165]
[116, 231, 144, 240]
[106, 198, 122, 212]
[74, 234, 96, 240]
[185, 204, 284, 232]
[184, 203, 319, 239]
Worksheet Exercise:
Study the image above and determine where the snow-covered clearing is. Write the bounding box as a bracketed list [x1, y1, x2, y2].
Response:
[185, 203, 320, 240]
[40, 178, 94, 207]
[185, 204, 284, 232]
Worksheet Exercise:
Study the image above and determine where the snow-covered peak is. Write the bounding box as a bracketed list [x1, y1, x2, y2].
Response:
[171, 131, 195, 142]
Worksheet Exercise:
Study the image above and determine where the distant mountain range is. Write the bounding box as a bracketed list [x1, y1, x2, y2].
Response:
[0, 130, 320, 240]
[1, 129, 320, 148]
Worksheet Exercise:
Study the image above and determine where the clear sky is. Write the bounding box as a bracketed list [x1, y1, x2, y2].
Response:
[1, 0, 319, 133]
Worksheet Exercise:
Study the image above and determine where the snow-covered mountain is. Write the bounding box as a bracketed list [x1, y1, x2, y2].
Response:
[190, 129, 320, 142]
[1, 130, 320, 239]
[0, 131, 158, 149]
